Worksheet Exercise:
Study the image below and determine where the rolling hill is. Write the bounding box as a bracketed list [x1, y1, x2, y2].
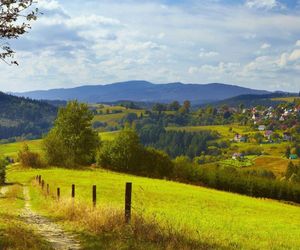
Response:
[14, 81, 270, 104]
[0, 92, 57, 140]
[203, 92, 296, 108]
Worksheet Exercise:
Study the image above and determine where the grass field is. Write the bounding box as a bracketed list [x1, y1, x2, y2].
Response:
[167, 125, 253, 140]
[272, 97, 300, 103]
[6, 166, 300, 249]
[92, 105, 143, 127]
[0, 131, 120, 158]
[0, 140, 43, 157]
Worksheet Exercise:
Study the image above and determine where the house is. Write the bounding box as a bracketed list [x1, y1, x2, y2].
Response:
[283, 132, 293, 141]
[252, 113, 259, 120]
[279, 116, 285, 122]
[258, 125, 266, 131]
[233, 134, 247, 143]
[264, 130, 273, 140]
[290, 154, 298, 160]
[232, 153, 244, 160]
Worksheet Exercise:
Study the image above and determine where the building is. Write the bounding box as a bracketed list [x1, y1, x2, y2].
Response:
[258, 125, 266, 131]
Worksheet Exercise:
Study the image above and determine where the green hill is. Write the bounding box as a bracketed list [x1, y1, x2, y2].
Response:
[6, 166, 300, 249]
[0, 92, 57, 140]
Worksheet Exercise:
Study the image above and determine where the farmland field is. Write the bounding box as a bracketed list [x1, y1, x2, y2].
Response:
[92, 105, 144, 127]
[6, 165, 300, 250]
[167, 125, 253, 140]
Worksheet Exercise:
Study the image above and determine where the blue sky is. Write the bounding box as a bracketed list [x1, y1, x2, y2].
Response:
[0, 0, 300, 92]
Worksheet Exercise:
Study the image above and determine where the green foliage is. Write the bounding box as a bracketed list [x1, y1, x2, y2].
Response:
[138, 124, 219, 159]
[43, 101, 100, 167]
[0, 158, 7, 185]
[285, 162, 300, 183]
[18, 143, 43, 168]
[97, 129, 173, 178]
[0, 92, 57, 139]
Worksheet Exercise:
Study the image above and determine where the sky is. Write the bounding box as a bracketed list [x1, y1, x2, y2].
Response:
[0, 0, 300, 92]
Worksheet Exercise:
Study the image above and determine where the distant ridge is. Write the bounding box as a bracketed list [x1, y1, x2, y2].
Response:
[14, 81, 270, 104]
[203, 92, 296, 108]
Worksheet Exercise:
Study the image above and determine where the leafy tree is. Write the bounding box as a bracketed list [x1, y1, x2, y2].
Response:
[179, 100, 191, 114]
[152, 103, 166, 114]
[97, 129, 173, 177]
[43, 101, 100, 166]
[1, 0, 39, 64]
[168, 101, 181, 111]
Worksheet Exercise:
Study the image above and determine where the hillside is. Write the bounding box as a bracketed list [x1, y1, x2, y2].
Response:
[14, 81, 270, 104]
[204, 92, 296, 108]
[0, 92, 57, 140]
[5, 166, 300, 249]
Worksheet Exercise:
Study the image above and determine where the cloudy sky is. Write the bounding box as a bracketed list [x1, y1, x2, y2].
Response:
[1, 0, 300, 92]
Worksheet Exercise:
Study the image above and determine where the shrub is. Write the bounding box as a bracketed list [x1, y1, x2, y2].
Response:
[0, 158, 7, 185]
[18, 143, 44, 168]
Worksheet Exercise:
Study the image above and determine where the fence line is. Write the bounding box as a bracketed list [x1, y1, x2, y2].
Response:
[35, 175, 132, 223]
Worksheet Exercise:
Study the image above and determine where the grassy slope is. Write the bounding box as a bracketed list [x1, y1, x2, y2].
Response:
[93, 105, 143, 127]
[0, 131, 119, 158]
[7, 166, 300, 250]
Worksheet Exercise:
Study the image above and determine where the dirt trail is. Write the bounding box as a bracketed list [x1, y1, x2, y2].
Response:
[21, 186, 81, 250]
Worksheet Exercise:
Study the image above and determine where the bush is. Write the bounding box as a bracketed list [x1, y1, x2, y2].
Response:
[0, 158, 8, 185]
[18, 144, 44, 168]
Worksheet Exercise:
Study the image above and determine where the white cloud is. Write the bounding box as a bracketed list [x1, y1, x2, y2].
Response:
[1, 0, 300, 92]
[289, 50, 300, 61]
[245, 0, 282, 9]
[296, 40, 300, 46]
[261, 43, 271, 49]
[199, 50, 219, 58]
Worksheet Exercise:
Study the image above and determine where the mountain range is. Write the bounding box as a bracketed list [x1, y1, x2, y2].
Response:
[14, 81, 270, 104]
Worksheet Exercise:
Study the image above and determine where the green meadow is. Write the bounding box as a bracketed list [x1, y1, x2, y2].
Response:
[92, 105, 144, 127]
[0, 131, 120, 158]
[5, 166, 300, 249]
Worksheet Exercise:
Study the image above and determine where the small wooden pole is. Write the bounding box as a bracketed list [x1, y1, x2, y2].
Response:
[72, 184, 75, 198]
[38, 175, 41, 185]
[47, 184, 49, 195]
[57, 187, 60, 201]
[125, 182, 132, 224]
[41, 180, 45, 190]
[92, 185, 96, 207]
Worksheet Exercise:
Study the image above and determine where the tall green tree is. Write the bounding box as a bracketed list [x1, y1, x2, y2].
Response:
[43, 101, 100, 166]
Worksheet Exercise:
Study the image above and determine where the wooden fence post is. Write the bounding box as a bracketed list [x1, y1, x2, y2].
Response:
[72, 184, 75, 198]
[47, 184, 49, 195]
[38, 175, 41, 185]
[125, 182, 132, 224]
[41, 180, 45, 190]
[92, 185, 96, 207]
[57, 188, 60, 201]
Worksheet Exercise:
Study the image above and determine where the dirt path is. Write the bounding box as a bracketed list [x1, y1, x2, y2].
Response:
[21, 186, 81, 250]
